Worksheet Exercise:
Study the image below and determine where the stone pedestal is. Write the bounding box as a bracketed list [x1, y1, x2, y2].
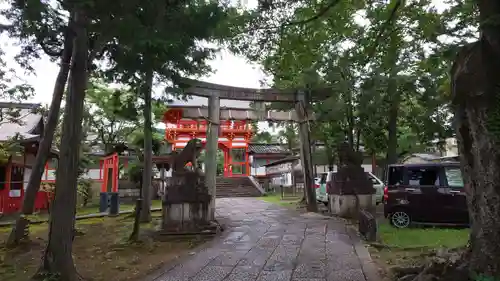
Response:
[328, 194, 376, 218]
[161, 171, 220, 235]
[162, 202, 213, 233]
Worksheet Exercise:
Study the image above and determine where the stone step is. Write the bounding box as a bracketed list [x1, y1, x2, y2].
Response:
[214, 177, 262, 197]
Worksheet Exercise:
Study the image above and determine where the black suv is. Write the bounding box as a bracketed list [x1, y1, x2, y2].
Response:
[383, 162, 468, 228]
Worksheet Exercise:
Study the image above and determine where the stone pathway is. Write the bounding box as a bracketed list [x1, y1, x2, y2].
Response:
[152, 198, 378, 281]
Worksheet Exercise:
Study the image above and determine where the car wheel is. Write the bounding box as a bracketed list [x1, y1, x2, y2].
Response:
[390, 210, 411, 228]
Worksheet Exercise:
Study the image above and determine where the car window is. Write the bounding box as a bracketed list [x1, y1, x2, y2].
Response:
[445, 167, 464, 188]
[407, 168, 441, 186]
[387, 167, 403, 187]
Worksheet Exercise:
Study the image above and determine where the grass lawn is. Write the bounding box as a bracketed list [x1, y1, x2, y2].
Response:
[369, 220, 469, 280]
[260, 193, 301, 207]
[0, 212, 208, 281]
[377, 222, 469, 249]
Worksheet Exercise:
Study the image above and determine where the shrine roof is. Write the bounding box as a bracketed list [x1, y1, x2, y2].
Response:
[0, 103, 42, 142]
[248, 143, 290, 154]
[264, 156, 300, 167]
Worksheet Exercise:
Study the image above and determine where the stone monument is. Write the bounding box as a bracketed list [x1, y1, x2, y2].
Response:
[327, 142, 376, 218]
[161, 138, 218, 234]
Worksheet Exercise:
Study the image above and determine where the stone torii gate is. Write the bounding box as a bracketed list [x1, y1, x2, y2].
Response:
[178, 78, 328, 215]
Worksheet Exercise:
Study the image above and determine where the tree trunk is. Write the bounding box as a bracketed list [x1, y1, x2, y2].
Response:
[35, 9, 89, 281]
[346, 92, 355, 149]
[385, 73, 399, 167]
[140, 68, 154, 223]
[355, 129, 361, 152]
[386, 98, 398, 165]
[327, 158, 334, 172]
[451, 7, 500, 277]
[7, 17, 73, 247]
[129, 173, 143, 241]
[7, 14, 75, 248]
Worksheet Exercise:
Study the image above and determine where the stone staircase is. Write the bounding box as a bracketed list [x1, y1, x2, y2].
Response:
[216, 176, 263, 198]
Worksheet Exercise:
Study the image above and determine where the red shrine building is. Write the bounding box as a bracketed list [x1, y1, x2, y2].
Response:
[163, 117, 291, 177]
[0, 103, 58, 215]
[164, 118, 252, 177]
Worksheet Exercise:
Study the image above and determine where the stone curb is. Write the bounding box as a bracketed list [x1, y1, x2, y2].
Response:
[0, 207, 162, 227]
[347, 225, 383, 281]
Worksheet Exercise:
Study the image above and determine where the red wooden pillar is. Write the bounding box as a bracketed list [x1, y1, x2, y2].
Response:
[112, 153, 118, 193]
[245, 144, 250, 176]
[227, 140, 233, 177]
[99, 159, 103, 180]
[101, 157, 108, 193]
[5, 158, 12, 212]
[223, 147, 229, 177]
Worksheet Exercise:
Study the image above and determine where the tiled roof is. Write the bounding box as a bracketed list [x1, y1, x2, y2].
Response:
[0, 103, 42, 142]
[264, 156, 299, 167]
[248, 143, 290, 154]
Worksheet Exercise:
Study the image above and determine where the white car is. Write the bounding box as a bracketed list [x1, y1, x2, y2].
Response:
[315, 173, 328, 205]
[315, 171, 384, 205]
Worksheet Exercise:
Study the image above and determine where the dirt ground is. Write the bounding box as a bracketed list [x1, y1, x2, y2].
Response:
[0, 214, 209, 281]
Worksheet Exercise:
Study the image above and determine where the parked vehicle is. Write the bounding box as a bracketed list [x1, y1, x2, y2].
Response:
[315, 173, 328, 205]
[383, 162, 468, 228]
[315, 171, 384, 206]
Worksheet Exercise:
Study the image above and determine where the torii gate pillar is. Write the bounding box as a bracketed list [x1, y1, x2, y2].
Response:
[205, 94, 220, 220]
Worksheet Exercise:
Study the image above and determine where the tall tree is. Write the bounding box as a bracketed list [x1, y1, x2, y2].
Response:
[277, 124, 299, 150]
[251, 131, 273, 143]
[97, 0, 234, 222]
[140, 69, 154, 222]
[84, 82, 138, 153]
[36, 4, 89, 279]
[451, 0, 500, 279]
[2, 0, 74, 246]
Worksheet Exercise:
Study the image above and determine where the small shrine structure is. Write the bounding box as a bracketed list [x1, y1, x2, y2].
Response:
[0, 103, 58, 215]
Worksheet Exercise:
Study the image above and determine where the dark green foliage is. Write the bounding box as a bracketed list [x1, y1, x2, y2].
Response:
[230, 0, 470, 161]
[252, 131, 273, 143]
[129, 130, 164, 155]
[96, 0, 234, 90]
[124, 160, 143, 184]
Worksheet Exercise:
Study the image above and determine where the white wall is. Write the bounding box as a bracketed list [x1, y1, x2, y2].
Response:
[313, 164, 373, 173]
[270, 173, 292, 187]
[251, 166, 266, 176]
